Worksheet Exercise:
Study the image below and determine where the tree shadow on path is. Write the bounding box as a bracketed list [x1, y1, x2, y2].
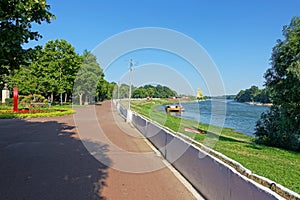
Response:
[0, 118, 111, 200]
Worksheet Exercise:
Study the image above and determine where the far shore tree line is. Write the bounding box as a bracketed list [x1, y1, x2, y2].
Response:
[131, 84, 177, 99]
[235, 86, 272, 104]
[0, 1, 299, 151]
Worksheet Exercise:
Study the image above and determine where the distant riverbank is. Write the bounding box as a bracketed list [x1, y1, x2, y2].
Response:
[159, 99, 270, 136]
[243, 101, 273, 107]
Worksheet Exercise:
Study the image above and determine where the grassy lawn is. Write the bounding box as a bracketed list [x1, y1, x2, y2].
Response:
[0, 105, 75, 119]
[125, 99, 300, 195]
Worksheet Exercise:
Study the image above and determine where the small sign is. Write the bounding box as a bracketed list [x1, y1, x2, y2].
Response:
[13, 87, 18, 112]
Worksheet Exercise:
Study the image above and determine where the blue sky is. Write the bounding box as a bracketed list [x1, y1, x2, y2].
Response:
[26, 0, 300, 95]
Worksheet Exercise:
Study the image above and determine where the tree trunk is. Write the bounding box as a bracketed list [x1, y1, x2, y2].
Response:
[64, 93, 67, 103]
[79, 94, 83, 106]
[51, 93, 54, 102]
[84, 95, 88, 105]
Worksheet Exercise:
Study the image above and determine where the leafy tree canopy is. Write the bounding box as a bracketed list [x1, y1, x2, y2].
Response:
[131, 84, 177, 99]
[7, 39, 82, 103]
[74, 50, 103, 105]
[0, 0, 55, 75]
[35, 39, 82, 97]
[255, 16, 300, 151]
[235, 86, 272, 104]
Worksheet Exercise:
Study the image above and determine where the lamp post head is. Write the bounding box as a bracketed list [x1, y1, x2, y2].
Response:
[3, 83, 8, 90]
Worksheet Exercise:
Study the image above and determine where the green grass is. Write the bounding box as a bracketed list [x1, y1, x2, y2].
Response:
[126, 99, 300, 196]
[0, 105, 75, 119]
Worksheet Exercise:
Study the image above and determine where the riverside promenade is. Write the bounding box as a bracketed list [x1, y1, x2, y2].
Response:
[0, 100, 201, 200]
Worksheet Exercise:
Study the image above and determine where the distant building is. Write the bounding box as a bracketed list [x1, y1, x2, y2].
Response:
[196, 89, 204, 99]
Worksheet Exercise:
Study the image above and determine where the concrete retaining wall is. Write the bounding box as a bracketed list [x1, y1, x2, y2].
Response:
[117, 103, 291, 200]
[164, 133, 282, 200]
[119, 103, 127, 118]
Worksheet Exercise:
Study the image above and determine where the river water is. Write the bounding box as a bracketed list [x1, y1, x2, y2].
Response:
[161, 99, 270, 136]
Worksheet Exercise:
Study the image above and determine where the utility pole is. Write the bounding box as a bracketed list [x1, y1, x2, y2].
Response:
[128, 59, 133, 110]
[117, 80, 120, 100]
[60, 66, 63, 106]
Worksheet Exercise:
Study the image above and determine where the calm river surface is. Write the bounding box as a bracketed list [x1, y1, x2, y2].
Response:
[161, 99, 270, 136]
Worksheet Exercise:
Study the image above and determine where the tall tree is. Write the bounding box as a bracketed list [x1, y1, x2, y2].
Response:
[74, 50, 103, 105]
[96, 79, 116, 101]
[255, 17, 300, 151]
[33, 39, 82, 102]
[96, 74, 108, 101]
[7, 64, 44, 95]
[0, 0, 55, 77]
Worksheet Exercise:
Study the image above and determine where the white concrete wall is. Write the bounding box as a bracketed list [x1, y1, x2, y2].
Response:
[132, 113, 147, 136]
[164, 133, 283, 200]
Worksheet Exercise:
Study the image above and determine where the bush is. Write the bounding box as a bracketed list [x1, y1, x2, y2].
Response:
[20, 94, 47, 108]
[255, 106, 300, 151]
[5, 98, 13, 106]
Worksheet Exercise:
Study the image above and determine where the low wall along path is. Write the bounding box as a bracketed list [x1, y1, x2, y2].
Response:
[115, 100, 298, 200]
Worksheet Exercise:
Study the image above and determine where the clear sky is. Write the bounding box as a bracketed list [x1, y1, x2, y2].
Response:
[26, 0, 300, 96]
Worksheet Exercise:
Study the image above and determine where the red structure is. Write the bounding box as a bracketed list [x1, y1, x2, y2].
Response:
[13, 87, 18, 112]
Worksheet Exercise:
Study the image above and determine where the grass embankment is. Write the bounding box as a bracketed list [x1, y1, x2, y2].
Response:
[126, 99, 300, 195]
[0, 105, 75, 119]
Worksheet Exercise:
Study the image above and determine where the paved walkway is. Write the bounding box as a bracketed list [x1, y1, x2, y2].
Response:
[0, 101, 201, 199]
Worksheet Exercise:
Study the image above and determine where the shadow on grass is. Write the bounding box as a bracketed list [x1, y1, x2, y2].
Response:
[218, 135, 249, 144]
[0, 118, 110, 200]
[203, 131, 251, 145]
[246, 143, 266, 150]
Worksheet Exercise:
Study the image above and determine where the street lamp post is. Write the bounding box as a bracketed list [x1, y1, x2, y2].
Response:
[59, 65, 63, 106]
[128, 59, 133, 110]
[117, 80, 120, 101]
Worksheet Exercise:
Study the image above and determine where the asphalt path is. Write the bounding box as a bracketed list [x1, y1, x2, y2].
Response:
[0, 101, 200, 199]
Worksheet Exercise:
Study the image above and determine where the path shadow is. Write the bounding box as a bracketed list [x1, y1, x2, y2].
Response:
[0, 118, 110, 200]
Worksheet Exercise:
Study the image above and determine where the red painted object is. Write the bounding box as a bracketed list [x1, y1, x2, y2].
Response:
[13, 87, 18, 112]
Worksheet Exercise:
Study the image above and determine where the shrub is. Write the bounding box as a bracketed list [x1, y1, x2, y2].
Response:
[5, 98, 13, 106]
[20, 94, 47, 108]
[255, 106, 300, 151]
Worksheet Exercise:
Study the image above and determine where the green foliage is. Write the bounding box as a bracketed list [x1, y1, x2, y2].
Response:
[253, 88, 272, 103]
[73, 50, 103, 105]
[133, 87, 148, 98]
[154, 84, 177, 98]
[255, 106, 300, 151]
[131, 84, 177, 99]
[5, 98, 13, 106]
[34, 39, 82, 99]
[235, 85, 272, 103]
[97, 79, 116, 101]
[0, 0, 55, 74]
[7, 64, 44, 95]
[117, 84, 176, 99]
[265, 17, 300, 105]
[118, 84, 130, 98]
[255, 17, 300, 151]
[20, 94, 47, 107]
[6, 39, 82, 102]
